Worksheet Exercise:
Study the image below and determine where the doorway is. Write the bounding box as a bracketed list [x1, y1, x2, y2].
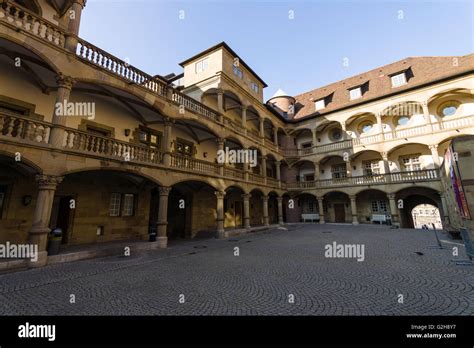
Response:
[334, 203, 345, 223]
[50, 196, 74, 244]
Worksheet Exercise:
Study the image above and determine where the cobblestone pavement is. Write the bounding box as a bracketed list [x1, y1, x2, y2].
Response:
[0, 224, 473, 315]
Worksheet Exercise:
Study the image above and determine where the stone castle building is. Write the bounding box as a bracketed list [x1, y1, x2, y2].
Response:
[0, 0, 473, 267]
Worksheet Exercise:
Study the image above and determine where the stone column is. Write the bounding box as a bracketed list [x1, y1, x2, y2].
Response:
[28, 175, 63, 268]
[388, 194, 400, 226]
[382, 152, 391, 182]
[349, 195, 359, 225]
[49, 75, 74, 148]
[259, 118, 265, 138]
[241, 106, 247, 129]
[157, 186, 171, 248]
[345, 160, 352, 178]
[217, 138, 225, 176]
[262, 195, 269, 226]
[217, 90, 224, 123]
[243, 147, 250, 182]
[430, 145, 440, 169]
[312, 128, 318, 147]
[215, 190, 226, 238]
[340, 121, 347, 140]
[275, 160, 281, 188]
[422, 101, 433, 132]
[162, 118, 173, 166]
[277, 196, 284, 225]
[65, 0, 86, 52]
[261, 156, 267, 179]
[274, 128, 279, 146]
[317, 197, 325, 224]
[376, 112, 385, 140]
[439, 192, 450, 225]
[242, 193, 251, 229]
[314, 161, 320, 181]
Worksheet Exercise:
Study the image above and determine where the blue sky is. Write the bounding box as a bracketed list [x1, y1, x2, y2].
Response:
[80, 0, 473, 99]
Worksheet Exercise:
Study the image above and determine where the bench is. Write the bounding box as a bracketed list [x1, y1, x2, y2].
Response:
[371, 214, 388, 224]
[301, 213, 320, 222]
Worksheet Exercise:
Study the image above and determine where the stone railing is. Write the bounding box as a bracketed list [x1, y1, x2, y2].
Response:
[170, 153, 220, 175]
[0, 0, 66, 48]
[352, 134, 383, 146]
[287, 169, 439, 190]
[0, 112, 51, 144]
[266, 177, 279, 187]
[249, 172, 265, 183]
[76, 39, 168, 97]
[248, 128, 260, 138]
[171, 91, 219, 122]
[64, 128, 163, 164]
[224, 166, 245, 180]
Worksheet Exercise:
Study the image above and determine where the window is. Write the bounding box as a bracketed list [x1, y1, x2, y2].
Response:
[397, 116, 410, 126]
[315, 99, 325, 111]
[233, 65, 243, 79]
[349, 87, 362, 100]
[391, 72, 407, 88]
[110, 193, 136, 217]
[109, 193, 121, 217]
[86, 125, 110, 137]
[360, 122, 373, 133]
[371, 200, 388, 213]
[251, 82, 259, 93]
[330, 128, 343, 141]
[139, 127, 162, 149]
[438, 101, 459, 117]
[401, 155, 421, 172]
[363, 160, 380, 176]
[331, 164, 347, 179]
[176, 139, 194, 156]
[195, 58, 209, 73]
[122, 194, 135, 217]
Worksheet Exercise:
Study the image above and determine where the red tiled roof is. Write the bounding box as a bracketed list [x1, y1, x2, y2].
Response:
[292, 54, 474, 120]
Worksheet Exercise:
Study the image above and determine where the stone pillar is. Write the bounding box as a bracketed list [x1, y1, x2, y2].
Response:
[439, 192, 450, 225]
[241, 106, 247, 129]
[422, 101, 433, 132]
[217, 90, 224, 113]
[215, 190, 226, 238]
[274, 128, 279, 146]
[430, 145, 440, 169]
[242, 193, 251, 229]
[162, 118, 173, 166]
[277, 196, 284, 225]
[388, 194, 400, 226]
[349, 195, 359, 225]
[314, 162, 320, 181]
[376, 112, 385, 140]
[259, 118, 265, 138]
[243, 147, 250, 182]
[345, 160, 352, 178]
[261, 156, 267, 178]
[275, 160, 281, 188]
[217, 138, 225, 176]
[382, 152, 391, 182]
[49, 75, 74, 148]
[28, 175, 63, 268]
[317, 197, 325, 224]
[65, 0, 86, 52]
[157, 186, 171, 248]
[340, 121, 347, 140]
[262, 195, 269, 226]
[312, 128, 318, 147]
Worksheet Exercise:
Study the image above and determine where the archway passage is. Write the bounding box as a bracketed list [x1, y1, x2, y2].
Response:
[268, 191, 279, 225]
[224, 186, 245, 229]
[56, 170, 160, 246]
[324, 191, 351, 223]
[249, 189, 264, 226]
[411, 204, 442, 229]
[168, 180, 217, 240]
[285, 193, 317, 223]
[396, 187, 442, 229]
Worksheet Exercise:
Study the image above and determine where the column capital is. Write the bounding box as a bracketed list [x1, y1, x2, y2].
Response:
[275, 160, 281, 167]
[216, 137, 225, 145]
[387, 193, 396, 200]
[438, 191, 445, 198]
[276, 196, 283, 203]
[241, 105, 248, 111]
[215, 190, 226, 199]
[311, 128, 317, 134]
[56, 74, 75, 90]
[429, 144, 439, 150]
[35, 174, 63, 189]
[241, 193, 251, 200]
[158, 186, 172, 196]
[421, 101, 429, 108]
[261, 195, 269, 202]
[163, 117, 174, 127]
[216, 88, 224, 95]
[381, 151, 389, 160]
[317, 196, 324, 202]
[349, 195, 357, 201]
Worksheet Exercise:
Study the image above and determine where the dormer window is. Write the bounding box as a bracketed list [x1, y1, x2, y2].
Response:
[314, 99, 325, 111]
[195, 58, 209, 73]
[251, 82, 259, 92]
[391, 72, 407, 88]
[349, 87, 362, 100]
[233, 65, 243, 79]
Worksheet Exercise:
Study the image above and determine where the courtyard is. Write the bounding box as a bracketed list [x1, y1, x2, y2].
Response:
[0, 224, 472, 316]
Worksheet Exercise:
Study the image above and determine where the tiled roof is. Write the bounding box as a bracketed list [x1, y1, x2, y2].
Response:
[292, 54, 474, 120]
